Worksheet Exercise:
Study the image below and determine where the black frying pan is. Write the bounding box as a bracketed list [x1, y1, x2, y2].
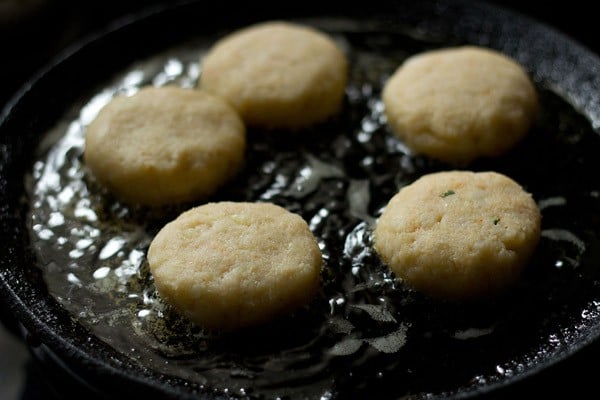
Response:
[2, 1, 600, 399]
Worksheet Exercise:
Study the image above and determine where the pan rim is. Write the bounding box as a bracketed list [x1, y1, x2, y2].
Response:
[2, 0, 600, 398]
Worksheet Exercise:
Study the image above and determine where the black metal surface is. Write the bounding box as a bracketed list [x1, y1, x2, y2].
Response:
[1, 1, 600, 399]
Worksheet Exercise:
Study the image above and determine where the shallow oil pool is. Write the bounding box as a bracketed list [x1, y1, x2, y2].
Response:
[26, 19, 600, 399]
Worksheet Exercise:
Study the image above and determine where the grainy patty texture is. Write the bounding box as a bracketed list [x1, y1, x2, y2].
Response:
[200, 21, 348, 129]
[147, 202, 322, 331]
[383, 46, 538, 164]
[374, 171, 541, 300]
[85, 86, 246, 206]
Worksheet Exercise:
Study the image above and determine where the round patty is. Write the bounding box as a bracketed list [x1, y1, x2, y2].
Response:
[85, 86, 245, 206]
[147, 202, 322, 331]
[373, 171, 541, 300]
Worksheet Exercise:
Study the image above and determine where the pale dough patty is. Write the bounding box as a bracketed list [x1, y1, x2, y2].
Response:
[199, 21, 348, 129]
[85, 86, 245, 206]
[383, 46, 538, 164]
[373, 171, 541, 300]
[147, 202, 322, 331]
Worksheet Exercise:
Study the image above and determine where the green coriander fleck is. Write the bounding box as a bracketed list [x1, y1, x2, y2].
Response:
[493, 218, 500, 225]
[440, 190, 455, 198]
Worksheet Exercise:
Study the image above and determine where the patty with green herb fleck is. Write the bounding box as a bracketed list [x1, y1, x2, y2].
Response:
[373, 171, 541, 300]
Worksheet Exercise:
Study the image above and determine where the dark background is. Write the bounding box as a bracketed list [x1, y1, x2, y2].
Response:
[1, 0, 598, 399]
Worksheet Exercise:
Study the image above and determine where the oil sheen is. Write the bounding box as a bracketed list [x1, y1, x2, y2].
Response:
[26, 19, 600, 399]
